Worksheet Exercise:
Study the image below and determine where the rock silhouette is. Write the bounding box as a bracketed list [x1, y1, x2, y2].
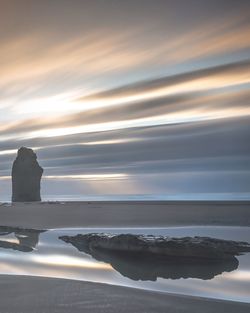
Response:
[60, 233, 250, 280]
[12, 147, 43, 202]
[60, 233, 250, 260]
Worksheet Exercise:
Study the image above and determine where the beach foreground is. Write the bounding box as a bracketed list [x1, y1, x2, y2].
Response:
[0, 201, 250, 228]
[0, 201, 249, 312]
[0, 275, 249, 313]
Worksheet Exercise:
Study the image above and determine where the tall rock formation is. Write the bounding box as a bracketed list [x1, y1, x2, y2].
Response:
[12, 147, 43, 202]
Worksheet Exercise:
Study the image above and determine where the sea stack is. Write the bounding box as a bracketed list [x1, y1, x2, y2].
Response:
[12, 147, 43, 202]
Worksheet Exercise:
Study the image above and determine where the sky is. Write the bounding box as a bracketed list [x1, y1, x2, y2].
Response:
[0, 0, 250, 200]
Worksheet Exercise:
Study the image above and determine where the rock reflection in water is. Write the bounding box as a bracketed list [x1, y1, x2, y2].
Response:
[82, 248, 239, 281]
[0, 226, 46, 252]
[60, 236, 239, 281]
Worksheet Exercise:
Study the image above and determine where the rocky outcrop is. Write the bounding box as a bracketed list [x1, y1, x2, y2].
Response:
[60, 233, 250, 260]
[12, 147, 43, 202]
[60, 233, 250, 280]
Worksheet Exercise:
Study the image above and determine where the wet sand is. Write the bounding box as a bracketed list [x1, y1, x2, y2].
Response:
[1, 201, 250, 312]
[0, 201, 249, 229]
[0, 275, 249, 313]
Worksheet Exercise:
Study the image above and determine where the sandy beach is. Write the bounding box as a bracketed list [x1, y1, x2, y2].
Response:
[0, 275, 249, 313]
[0, 201, 249, 229]
[1, 201, 249, 312]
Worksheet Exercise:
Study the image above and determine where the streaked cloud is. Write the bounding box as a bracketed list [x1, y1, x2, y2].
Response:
[1, 60, 250, 141]
[0, 0, 249, 199]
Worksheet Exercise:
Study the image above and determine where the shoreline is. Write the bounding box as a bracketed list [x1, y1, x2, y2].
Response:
[1, 201, 250, 312]
[2, 199, 250, 204]
[0, 275, 249, 313]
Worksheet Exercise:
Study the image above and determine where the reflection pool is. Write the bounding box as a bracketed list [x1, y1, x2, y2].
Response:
[0, 226, 250, 303]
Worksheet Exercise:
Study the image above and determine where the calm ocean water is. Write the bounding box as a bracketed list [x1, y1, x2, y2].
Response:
[1, 193, 250, 203]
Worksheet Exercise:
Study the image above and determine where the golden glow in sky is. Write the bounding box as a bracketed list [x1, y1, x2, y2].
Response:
[0, 0, 250, 199]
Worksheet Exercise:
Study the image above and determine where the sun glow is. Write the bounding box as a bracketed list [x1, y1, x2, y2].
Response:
[45, 173, 129, 181]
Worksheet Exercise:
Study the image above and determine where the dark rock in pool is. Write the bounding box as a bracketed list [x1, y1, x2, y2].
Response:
[12, 147, 43, 202]
[60, 233, 250, 260]
[60, 233, 250, 280]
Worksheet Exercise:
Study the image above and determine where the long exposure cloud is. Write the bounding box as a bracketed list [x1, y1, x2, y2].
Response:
[0, 0, 250, 199]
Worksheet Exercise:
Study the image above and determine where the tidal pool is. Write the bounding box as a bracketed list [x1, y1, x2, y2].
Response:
[0, 226, 250, 303]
